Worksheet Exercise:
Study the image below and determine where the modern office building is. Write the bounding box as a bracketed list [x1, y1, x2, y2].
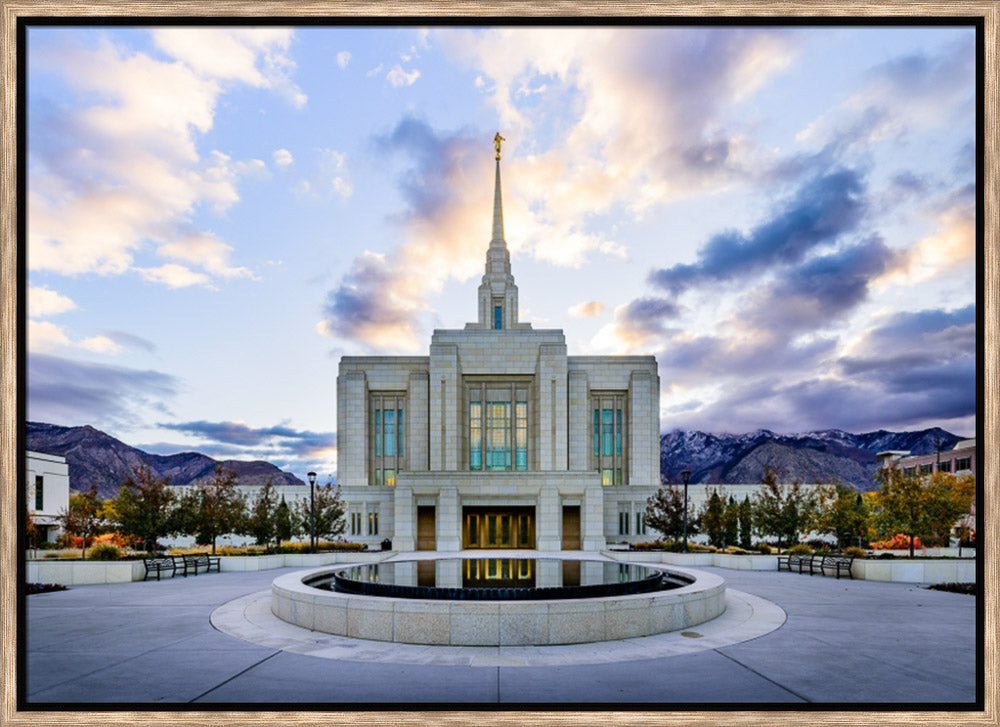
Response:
[336, 142, 661, 551]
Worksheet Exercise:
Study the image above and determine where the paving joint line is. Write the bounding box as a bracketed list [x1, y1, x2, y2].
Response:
[189, 650, 282, 703]
[714, 647, 812, 703]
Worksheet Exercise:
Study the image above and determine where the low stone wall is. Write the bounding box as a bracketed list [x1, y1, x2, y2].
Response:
[26, 552, 390, 584]
[27, 559, 145, 585]
[606, 551, 977, 584]
[852, 558, 976, 584]
[272, 563, 726, 646]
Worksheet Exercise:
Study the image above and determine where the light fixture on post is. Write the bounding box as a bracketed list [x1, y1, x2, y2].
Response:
[308, 471, 317, 554]
[681, 470, 691, 554]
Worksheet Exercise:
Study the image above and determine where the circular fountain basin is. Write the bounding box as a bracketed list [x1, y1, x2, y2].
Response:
[272, 556, 726, 646]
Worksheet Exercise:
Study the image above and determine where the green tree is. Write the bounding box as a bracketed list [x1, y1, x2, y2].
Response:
[57, 485, 105, 558]
[295, 482, 347, 543]
[701, 490, 725, 548]
[244, 477, 280, 549]
[723, 495, 739, 548]
[644, 484, 698, 541]
[812, 483, 868, 549]
[871, 468, 975, 557]
[738, 495, 753, 549]
[752, 465, 816, 552]
[275, 496, 294, 545]
[174, 465, 245, 554]
[109, 466, 177, 552]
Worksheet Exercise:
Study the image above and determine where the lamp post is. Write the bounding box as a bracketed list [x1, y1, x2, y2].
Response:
[681, 470, 691, 553]
[856, 492, 863, 550]
[308, 471, 317, 554]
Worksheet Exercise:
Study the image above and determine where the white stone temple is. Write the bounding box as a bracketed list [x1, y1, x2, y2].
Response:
[336, 139, 661, 551]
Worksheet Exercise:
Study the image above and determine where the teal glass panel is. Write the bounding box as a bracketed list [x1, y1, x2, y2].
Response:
[470, 402, 482, 469]
[602, 409, 613, 456]
[616, 409, 622, 456]
[374, 409, 381, 456]
[494, 305, 502, 329]
[384, 409, 395, 456]
[397, 407, 404, 456]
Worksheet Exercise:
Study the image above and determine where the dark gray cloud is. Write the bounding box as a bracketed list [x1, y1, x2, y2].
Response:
[158, 420, 336, 453]
[321, 252, 411, 343]
[615, 297, 681, 340]
[663, 305, 976, 433]
[742, 235, 900, 332]
[28, 353, 177, 428]
[320, 117, 478, 348]
[375, 116, 479, 223]
[103, 330, 158, 354]
[649, 168, 866, 295]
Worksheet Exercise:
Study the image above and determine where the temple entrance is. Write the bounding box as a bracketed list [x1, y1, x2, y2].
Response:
[416, 506, 436, 550]
[463, 506, 534, 549]
[561, 506, 581, 550]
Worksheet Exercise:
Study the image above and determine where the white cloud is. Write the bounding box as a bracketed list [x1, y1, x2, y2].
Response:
[28, 320, 71, 352]
[273, 148, 294, 166]
[386, 65, 420, 87]
[29, 286, 77, 317]
[337, 50, 351, 69]
[568, 301, 605, 318]
[29, 30, 301, 287]
[137, 263, 213, 289]
[79, 335, 124, 354]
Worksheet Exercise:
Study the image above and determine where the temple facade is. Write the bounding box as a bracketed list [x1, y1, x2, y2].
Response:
[336, 143, 660, 551]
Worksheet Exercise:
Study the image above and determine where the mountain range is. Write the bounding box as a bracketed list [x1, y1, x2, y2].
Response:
[26, 422, 304, 499]
[660, 427, 966, 491]
[27, 421, 966, 498]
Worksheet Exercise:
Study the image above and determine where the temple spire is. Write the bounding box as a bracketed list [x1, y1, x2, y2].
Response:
[469, 133, 528, 331]
[491, 157, 505, 244]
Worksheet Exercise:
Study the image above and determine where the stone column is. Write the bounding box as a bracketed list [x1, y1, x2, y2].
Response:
[582, 484, 606, 550]
[536, 485, 561, 550]
[393, 486, 416, 551]
[436, 486, 461, 551]
[336, 370, 367, 487]
[407, 371, 429, 471]
[567, 370, 588, 470]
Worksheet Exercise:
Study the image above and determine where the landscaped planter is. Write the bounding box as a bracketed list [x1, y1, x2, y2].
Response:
[851, 558, 976, 584]
[26, 559, 145, 585]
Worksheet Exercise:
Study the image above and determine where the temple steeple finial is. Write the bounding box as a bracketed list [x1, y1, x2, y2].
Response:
[468, 133, 528, 331]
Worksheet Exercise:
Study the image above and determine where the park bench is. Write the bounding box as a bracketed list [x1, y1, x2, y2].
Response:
[812, 554, 855, 579]
[777, 553, 814, 573]
[143, 556, 176, 581]
[182, 553, 221, 574]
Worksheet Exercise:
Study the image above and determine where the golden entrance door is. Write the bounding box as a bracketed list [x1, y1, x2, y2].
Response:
[416, 506, 436, 550]
[463, 507, 533, 549]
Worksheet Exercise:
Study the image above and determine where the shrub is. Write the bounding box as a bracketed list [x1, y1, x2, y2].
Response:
[27, 583, 68, 595]
[843, 546, 866, 559]
[87, 542, 122, 561]
[754, 542, 772, 554]
[871, 533, 923, 550]
[786, 543, 813, 555]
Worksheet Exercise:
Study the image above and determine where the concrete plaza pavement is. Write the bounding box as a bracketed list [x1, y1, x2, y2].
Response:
[23, 560, 978, 706]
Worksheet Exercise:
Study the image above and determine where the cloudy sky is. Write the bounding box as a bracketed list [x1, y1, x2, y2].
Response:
[26, 23, 978, 482]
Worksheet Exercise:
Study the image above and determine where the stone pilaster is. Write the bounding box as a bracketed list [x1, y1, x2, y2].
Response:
[436, 486, 461, 551]
[429, 343, 459, 471]
[407, 371, 429, 471]
[582, 484, 606, 550]
[567, 370, 589, 470]
[393, 486, 416, 551]
[536, 486, 561, 550]
[336, 370, 367, 487]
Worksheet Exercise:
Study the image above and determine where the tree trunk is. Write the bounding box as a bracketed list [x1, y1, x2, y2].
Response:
[909, 533, 915, 558]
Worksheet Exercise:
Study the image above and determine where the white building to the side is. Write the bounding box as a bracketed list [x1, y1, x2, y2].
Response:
[26, 450, 70, 542]
[335, 142, 661, 551]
